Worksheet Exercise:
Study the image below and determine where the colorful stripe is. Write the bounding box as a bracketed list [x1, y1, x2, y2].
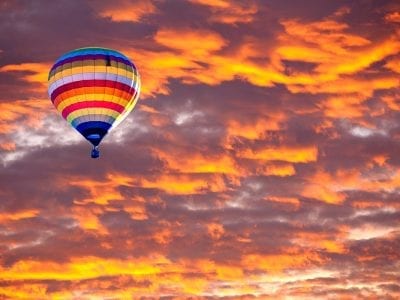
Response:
[49, 55, 134, 76]
[56, 47, 129, 63]
[50, 80, 135, 102]
[66, 108, 121, 123]
[61, 101, 125, 119]
[55, 94, 130, 112]
[71, 115, 116, 128]
[76, 121, 112, 146]
[49, 60, 135, 82]
[48, 47, 140, 146]
[49, 70, 137, 95]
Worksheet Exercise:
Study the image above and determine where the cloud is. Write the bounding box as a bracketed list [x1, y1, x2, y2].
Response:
[0, 209, 39, 223]
[207, 222, 225, 240]
[0, 63, 50, 88]
[242, 251, 324, 274]
[385, 56, 400, 73]
[238, 146, 318, 163]
[385, 11, 400, 23]
[1, 0, 400, 298]
[140, 173, 227, 194]
[91, 0, 157, 22]
[189, 0, 258, 24]
[0, 99, 82, 165]
[276, 16, 400, 98]
[155, 28, 227, 54]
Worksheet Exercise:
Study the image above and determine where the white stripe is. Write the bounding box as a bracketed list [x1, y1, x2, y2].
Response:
[49, 72, 134, 95]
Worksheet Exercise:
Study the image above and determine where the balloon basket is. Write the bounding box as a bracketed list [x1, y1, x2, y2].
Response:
[91, 147, 100, 159]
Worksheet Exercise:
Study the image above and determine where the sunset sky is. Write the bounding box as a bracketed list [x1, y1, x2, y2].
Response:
[1, 0, 400, 299]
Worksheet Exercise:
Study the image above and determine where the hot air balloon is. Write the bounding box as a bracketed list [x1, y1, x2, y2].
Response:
[48, 47, 140, 158]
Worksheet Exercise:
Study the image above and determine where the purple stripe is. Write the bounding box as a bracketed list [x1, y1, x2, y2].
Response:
[49, 54, 134, 74]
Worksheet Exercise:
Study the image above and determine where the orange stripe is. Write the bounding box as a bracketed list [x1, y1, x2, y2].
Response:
[53, 86, 134, 108]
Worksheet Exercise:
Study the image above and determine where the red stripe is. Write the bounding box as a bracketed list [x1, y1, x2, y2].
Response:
[52, 87, 133, 108]
[51, 80, 135, 103]
[61, 101, 125, 119]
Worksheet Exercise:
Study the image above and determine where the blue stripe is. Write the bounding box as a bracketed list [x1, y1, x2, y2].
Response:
[56, 48, 128, 63]
[50, 54, 134, 75]
[76, 121, 111, 132]
[75, 121, 111, 146]
[72, 115, 116, 128]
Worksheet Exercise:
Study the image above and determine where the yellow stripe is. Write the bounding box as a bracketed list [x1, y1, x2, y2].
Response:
[66, 108, 121, 123]
[49, 59, 134, 81]
[48, 68, 137, 86]
[56, 94, 131, 112]
[49, 58, 129, 75]
[53, 87, 135, 107]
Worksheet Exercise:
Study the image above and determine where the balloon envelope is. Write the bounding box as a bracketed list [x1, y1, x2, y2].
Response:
[48, 47, 140, 157]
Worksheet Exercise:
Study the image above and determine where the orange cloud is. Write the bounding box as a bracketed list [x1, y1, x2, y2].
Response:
[329, 166, 400, 196]
[124, 27, 279, 96]
[123, 196, 149, 220]
[385, 56, 400, 73]
[274, 13, 400, 101]
[68, 171, 227, 211]
[0, 62, 51, 87]
[153, 228, 173, 245]
[278, 18, 400, 79]
[287, 76, 398, 97]
[321, 94, 368, 118]
[70, 173, 132, 206]
[155, 28, 227, 56]
[294, 232, 347, 254]
[351, 201, 383, 209]
[0, 141, 16, 151]
[189, 0, 258, 24]
[316, 37, 400, 75]
[117, 8, 400, 102]
[125, 49, 203, 97]
[0, 256, 164, 281]
[0, 255, 264, 297]
[215, 264, 244, 281]
[0, 209, 39, 223]
[238, 146, 318, 163]
[0, 284, 48, 300]
[154, 149, 239, 175]
[299, 165, 400, 205]
[0, 100, 50, 134]
[301, 170, 347, 204]
[151, 220, 183, 245]
[66, 174, 150, 232]
[267, 196, 300, 208]
[207, 222, 225, 240]
[140, 173, 227, 194]
[71, 205, 109, 234]
[385, 11, 400, 23]
[226, 113, 286, 140]
[0, 99, 57, 164]
[278, 19, 370, 59]
[242, 251, 324, 274]
[261, 163, 296, 177]
[92, 0, 156, 22]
